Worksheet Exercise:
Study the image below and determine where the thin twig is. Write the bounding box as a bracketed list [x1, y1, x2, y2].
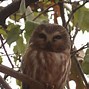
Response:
[0, 35, 14, 68]
[65, 1, 88, 27]
[32, 1, 80, 21]
[0, 40, 7, 48]
[71, 43, 88, 55]
[0, 76, 12, 89]
[33, 3, 58, 21]
[72, 27, 80, 43]
[71, 25, 80, 47]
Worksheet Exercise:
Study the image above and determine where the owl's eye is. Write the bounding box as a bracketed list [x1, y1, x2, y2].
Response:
[38, 33, 46, 40]
[53, 35, 62, 41]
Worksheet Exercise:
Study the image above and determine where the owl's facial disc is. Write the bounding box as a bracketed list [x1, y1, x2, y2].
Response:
[30, 26, 69, 52]
[36, 31, 63, 52]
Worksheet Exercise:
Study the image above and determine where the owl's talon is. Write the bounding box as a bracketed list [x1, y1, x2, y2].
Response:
[45, 83, 55, 89]
[51, 85, 55, 89]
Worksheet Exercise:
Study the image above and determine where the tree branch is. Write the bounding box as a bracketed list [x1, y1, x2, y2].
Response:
[32, 1, 75, 21]
[33, 3, 58, 21]
[65, 1, 89, 28]
[0, 0, 39, 28]
[58, 0, 66, 27]
[0, 0, 86, 28]
[71, 43, 89, 89]
[71, 43, 88, 55]
[0, 64, 45, 89]
[0, 0, 21, 28]
[0, 76, 12, 89]
[71, 55, 89, 89]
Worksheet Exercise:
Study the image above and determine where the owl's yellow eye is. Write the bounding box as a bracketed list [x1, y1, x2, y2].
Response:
[53, 35, 62, 41]
[38, 33, 46, 40]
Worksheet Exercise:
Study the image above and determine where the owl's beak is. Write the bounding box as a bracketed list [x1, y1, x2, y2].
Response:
[46, 41, 52, 50]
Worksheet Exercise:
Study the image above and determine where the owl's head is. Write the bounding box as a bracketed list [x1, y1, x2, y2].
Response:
[29, 24, 71, 52]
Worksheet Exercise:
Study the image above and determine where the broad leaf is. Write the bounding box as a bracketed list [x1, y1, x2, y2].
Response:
[82, 49, 89, 74]
[16, 79, 21, 88]
[13, 36, 25, 54]
[74, 7, 89, 32]
[55, 0, 59, 3]
[26, 6, 34, 21]
[0, 56, 2, 64]
[0, 28, 7, 35]
[10, 13, 22, 22]
[7, 25, 20, 45]
[19, 0, 26, 14]
[16, 36, 25, 54]
[33, 12, 48, 23]
[24, 21, 39, 42]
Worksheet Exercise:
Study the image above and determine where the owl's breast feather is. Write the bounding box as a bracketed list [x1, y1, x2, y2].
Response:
[22, 49, 71, 89]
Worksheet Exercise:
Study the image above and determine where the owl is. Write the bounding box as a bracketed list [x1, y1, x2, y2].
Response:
[21, 23, 71, 89]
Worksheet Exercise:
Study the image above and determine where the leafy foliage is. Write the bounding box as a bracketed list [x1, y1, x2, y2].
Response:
[74, 6, 89, 32]
[24, 21, 39, 42]
[0, 56, 3, 64]
[82, 49, 89, 74]
[13, 36, 25, 54]
[6, 24, 20, 45]
[0, 28, 7, 35]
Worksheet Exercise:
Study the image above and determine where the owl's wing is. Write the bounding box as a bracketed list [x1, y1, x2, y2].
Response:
[21, 46, 32, 89]
[21, 56, 30, 89]
[21, 45, 32, 73]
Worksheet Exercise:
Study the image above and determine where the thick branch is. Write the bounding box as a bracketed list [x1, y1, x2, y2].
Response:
[0, 76, 12, 89]
[0, 0, 21, 27]
[0, 65, 45, 89]
[58, 0, 66, 27]
[71, 55, 89, 89]
[0, 0, 39, 27]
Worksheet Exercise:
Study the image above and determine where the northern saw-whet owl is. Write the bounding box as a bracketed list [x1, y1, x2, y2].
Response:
[21, 23, 71, 89]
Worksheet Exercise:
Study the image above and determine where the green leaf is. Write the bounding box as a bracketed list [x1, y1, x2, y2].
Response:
[43, 0, 49, 2]
[7, 25, 20, 45]
[7, 23, 16, 31]
[82, 49, 89, 74]
[10, 14, 21, 22]
[33, 12, 48, 23]
[0, 26, 7, 38]
[16, 36, 25, 54]
[13, 36, 25, 54]
[0, 56, 2, 64]
[55, 0, 59, 3]
[74, 7, 89, 32]
[0, 29, 7, 35]
[16, 79, 21, 86]
[26, 6, 34, 21]
[13, 56, 18, 64]
[19, 0, 26, 14]
[24, 21, 39, 42]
